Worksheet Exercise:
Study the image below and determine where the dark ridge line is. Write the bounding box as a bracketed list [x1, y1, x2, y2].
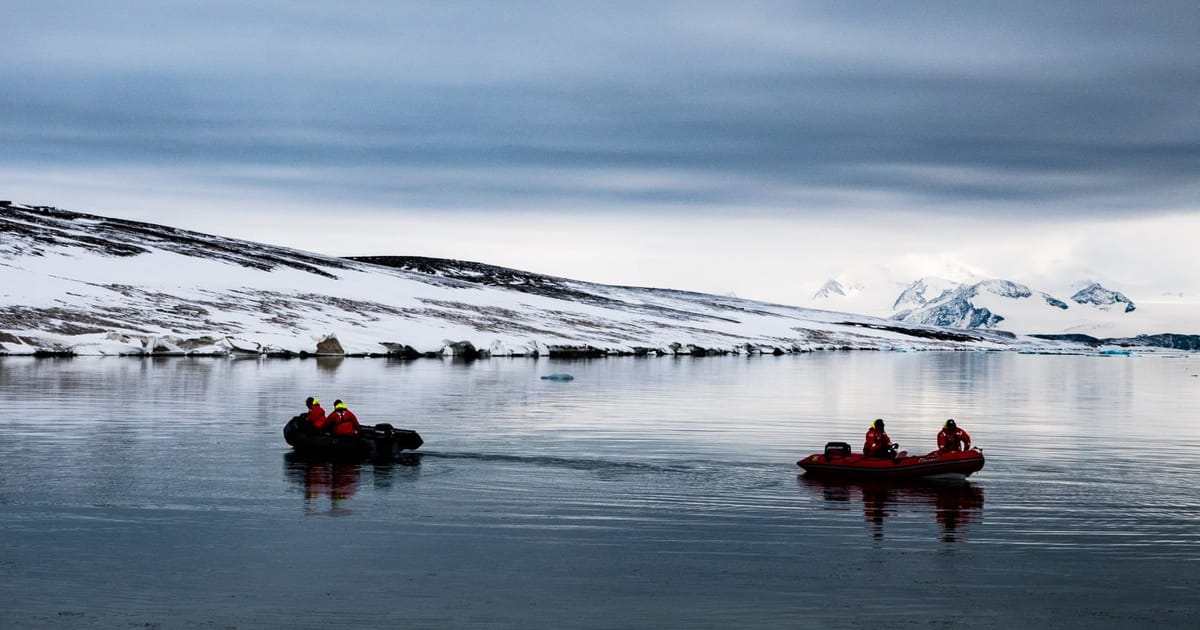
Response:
[1031, 333, 1200, 350]
[2, 202, 344, 278]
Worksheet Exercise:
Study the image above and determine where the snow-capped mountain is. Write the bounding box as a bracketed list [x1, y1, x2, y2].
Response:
[887, 277, 1180, 337]
[812, 279, 863, 300]
[892, 280, 1068, 329]
[806, 264, 1188, 337]
[891, 277, 961, 312]
[1, 201, 1035, 356]
[1071, 282, 1135, 313]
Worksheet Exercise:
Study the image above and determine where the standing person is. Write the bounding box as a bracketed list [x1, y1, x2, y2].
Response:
[326, 400, 361, 436]
[864, 418, 894, 459]
[303, 396, 327, 434]
[937, 419, 971, 453]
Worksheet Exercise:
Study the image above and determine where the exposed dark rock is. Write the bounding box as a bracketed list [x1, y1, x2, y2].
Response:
[1043, 295, 1069, 309]
[381, 342, 420, 359]
[1031, 332, 1200, 350]
[33, 349, 75, 357]
[547, 345, 606, 358]
[444, 340, 480, 360]
[175, 336, 218, 350]
[1030, 333, 1103, 346]
[1132, 334, 1200, 350]
[839, 321, 986, 343]
[315, 335, 345, 355]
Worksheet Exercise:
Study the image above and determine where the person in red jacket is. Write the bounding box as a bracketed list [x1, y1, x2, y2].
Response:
[327, 400, 361, 436]
[304, 396, 327, 434]
[864, 418, 894, 458]
[937, 419, 971, 453]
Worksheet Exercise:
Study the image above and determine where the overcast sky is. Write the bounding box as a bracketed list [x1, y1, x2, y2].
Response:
[2, 1, 1197, 306]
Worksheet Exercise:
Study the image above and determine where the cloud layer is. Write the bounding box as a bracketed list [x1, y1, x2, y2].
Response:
[1, 2, 1197, 303]
[3, 2, 1197, 215]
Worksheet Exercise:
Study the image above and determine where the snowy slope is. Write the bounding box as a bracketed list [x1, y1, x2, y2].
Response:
[1, 202, 1036, 356]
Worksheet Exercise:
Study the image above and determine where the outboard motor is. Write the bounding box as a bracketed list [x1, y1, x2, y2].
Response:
[824, 442, 852, 458]
[355, 422, 424, 457]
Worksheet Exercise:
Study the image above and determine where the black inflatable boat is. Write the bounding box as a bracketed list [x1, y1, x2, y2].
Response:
[283, 415, 423, 461]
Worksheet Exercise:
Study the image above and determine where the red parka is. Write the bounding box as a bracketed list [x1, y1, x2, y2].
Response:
[306, 403, 327, 432]
[864, 426, 893, 458]
[937, 427, 971, 453]
[327, 408, 361, 436]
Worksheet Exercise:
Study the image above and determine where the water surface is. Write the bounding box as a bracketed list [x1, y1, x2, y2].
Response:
[1, 353, 1198, 628]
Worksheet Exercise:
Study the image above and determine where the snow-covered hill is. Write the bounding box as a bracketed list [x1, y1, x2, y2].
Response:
[1, 201, 1040, 357]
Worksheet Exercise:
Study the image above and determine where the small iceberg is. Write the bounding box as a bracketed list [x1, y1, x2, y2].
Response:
[540, 373, 575, 381]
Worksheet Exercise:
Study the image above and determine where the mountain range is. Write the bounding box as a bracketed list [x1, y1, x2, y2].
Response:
[1, 200, 1196, 356]
[811, 274, 1189, 339]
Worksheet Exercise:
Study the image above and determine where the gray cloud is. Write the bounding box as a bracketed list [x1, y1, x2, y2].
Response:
[1, 1, 1197, 217]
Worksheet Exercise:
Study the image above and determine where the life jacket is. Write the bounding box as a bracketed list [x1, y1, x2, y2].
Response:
[864, 427, 892, 457]
[328, 409, 360, 436]
[306, 404, 327, 430]
[938, 427, 971, 452]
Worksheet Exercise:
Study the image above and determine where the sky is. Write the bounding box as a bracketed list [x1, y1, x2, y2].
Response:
[1, 1, 1197, 308]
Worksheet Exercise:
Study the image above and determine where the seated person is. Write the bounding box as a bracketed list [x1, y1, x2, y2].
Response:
[863, 418, 894, 458]
[326, 400, 361, 436]
[937, 419, 971, 453]
[302, 396, 327, 434]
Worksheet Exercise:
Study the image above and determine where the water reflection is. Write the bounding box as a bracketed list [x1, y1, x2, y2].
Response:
[800, 476, 985, 542]
[315, 356, 345, 372]
[368, 454, 423, 490]
[283, 453, 422, 515]
[284, 456, 361, 516]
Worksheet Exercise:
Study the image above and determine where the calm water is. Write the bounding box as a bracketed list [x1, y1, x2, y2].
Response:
[1, 353, 1198, 628]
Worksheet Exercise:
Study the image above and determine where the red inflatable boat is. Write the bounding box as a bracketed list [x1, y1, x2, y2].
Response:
[797, 442, 985, 480]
